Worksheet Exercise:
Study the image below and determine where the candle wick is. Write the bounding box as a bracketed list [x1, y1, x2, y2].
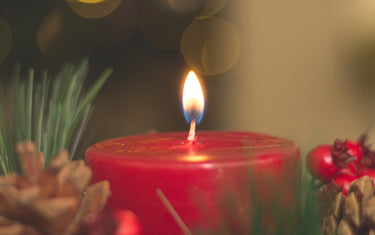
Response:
[187, 118, 196, 142]
[156, 189, 192, 235]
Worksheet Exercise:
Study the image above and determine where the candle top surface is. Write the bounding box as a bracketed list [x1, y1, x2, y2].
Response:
[86, 131, 299, 163]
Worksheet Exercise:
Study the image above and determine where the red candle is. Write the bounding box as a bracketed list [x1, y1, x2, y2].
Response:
[86, 131, 300, 234]
[85, 71, 301, 234]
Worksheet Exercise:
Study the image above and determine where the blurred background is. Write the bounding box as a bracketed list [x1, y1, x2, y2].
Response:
[1, 0, 375, 154]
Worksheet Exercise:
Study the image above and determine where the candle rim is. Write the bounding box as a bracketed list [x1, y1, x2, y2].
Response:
[86, 131, 300, 164]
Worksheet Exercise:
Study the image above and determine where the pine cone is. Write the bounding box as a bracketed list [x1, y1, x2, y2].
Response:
[322, 175, 375, 235]
[0, 141, 111, 235]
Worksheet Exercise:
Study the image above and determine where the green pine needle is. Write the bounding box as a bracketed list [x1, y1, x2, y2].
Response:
[0, 59, 112, 174]
[190, 170, 321, 235]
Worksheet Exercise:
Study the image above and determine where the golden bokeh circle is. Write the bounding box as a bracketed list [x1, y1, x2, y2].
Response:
[140, 0, 191, 50]
[168, 0, 205, 13]
[81, 0, 138, 46]
[181, 17, 240, 76]
[168, 0, 226, 19]
[0, 17, 11, 63]
[77, 0, 106, 3]
[67, 0, 122, 19]
[37, 9, 65, 56]
[197, 0, 226, 19]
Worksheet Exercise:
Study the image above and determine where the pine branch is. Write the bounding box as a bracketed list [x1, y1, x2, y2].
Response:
[0, 58, 112, 174]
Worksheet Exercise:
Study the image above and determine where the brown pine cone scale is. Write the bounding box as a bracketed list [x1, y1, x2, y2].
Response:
[323, 176, 375, 235]
[0, 141, 111, 235]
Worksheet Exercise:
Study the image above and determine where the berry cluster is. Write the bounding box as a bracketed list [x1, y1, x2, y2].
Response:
[307, 135, 375, 195]
[88, 209, 142, 235]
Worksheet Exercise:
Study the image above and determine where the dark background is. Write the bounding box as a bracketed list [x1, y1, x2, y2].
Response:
[0, 0, 236, 145]
[4, 1, 375, 155]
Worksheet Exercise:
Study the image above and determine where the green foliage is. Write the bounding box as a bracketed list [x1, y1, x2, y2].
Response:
[294, 176, 321, 235]
[0, 59, 112, 174]
[243, 175, 321, 235]
[191, 173, 322, 235]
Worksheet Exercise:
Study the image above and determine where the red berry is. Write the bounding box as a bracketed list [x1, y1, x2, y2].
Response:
[346, 140, 362, 163]
[345, 140, 363, 173]
[332, 173, 357, 195]
[88, 209, 142, 235]
[338, 167, 358, 177]
[307, 145, 338, 181]
[113, 209, 142, 235]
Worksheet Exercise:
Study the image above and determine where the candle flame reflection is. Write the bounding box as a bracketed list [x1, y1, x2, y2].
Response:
[182, 71, 205, 124]
[179, 155, 209, 162]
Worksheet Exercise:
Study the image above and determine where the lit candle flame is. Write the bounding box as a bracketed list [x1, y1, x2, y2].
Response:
[182, 71, 204, 141]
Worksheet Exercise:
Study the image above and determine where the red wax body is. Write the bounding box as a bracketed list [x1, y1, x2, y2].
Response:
[86, 131, 300, 234]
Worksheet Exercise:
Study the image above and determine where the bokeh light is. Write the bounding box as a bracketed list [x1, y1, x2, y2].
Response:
[140, 0, 192, 50]
[168, 0, 205, 13]
[197, 0, 226, 19]
[181, 17, 240, 76]
[168, 0, 226, 19]
[67, 0, 122, 19]
[0, 17, 11, 64]
[77, 0, 106, 3]
[339, 1, 375, 80]
[79, 0, 138, 46]
[342, 1, 375, 40]
[37, 9, 65, 56]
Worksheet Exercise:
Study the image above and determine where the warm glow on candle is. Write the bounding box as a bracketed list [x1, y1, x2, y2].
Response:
[182, 71, 205, 124]
[179, 155, 209, 162]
